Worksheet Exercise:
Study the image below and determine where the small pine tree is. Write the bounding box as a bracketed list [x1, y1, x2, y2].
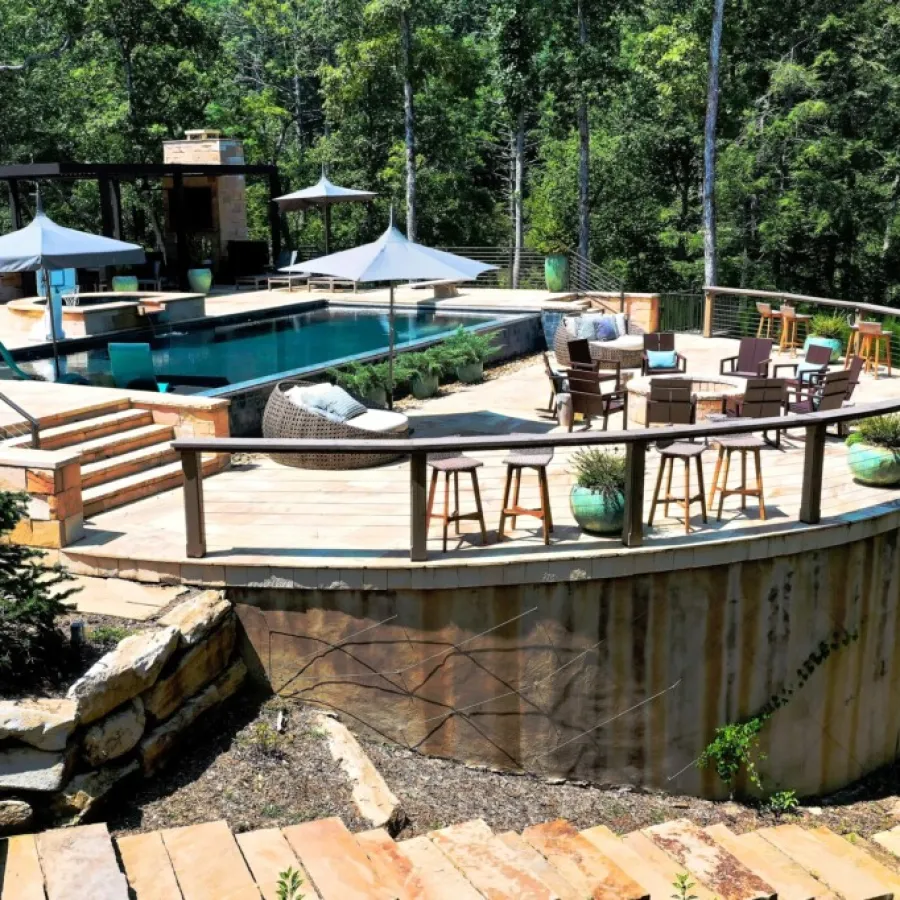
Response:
[0, 491, 76, 692]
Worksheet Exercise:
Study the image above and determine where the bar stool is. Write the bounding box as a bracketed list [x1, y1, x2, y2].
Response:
[498, 447, 554, 545]
[426, 452, 487, 552]
[778, 306, 811, 356]
[708, 435, 767, 521]
[755, 302, 780, 339]
[648, 442, 707, 534]
[854, 321, 892, 379]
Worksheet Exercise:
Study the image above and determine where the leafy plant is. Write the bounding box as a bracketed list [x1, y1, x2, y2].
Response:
[0, 491, 77, 693]
[671, 873, 698, 900]
[698, 717, 766, 796]
[238, 720, 287, 758]
[441, 327, 499, 366]
[276, 867, 305, 900]
[402, 348, 446, 379]
[766, 790, 799, 817]
[846, 414, 900, 449]
[809, 313, 850, 344]
[89, 625, 136, 648]
[570, 448, 626, 499]
[326, 362, 382, 398]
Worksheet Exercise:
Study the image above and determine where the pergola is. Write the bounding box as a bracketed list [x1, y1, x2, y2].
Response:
[0, 161, 283, 290]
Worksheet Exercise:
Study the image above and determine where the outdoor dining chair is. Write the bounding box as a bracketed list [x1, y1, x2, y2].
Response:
[641, 333, 687, 376]
[563, 367, 628, 432]
[773, 343, 832, 389]
[720, 338, 773, 379]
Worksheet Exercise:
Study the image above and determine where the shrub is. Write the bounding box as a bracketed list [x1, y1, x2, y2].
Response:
[326, 362, 381, 398]
[809, 313, 850, 345]
[698, 717, 766, 796]
[89, 625, 136, 648]
[0, 492, 76, 692]
[570, 449, 626, 499]
[442, 327, 499, 366]
[846, 414, 900, 449]
[403, 348, 446, 379]
[766, 789, 799, 817]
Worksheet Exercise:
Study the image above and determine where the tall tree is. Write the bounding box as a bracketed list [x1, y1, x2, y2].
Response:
[576, 0, 589, 260]
[400, 4, 417, 239]
[702, 0, 726, 286]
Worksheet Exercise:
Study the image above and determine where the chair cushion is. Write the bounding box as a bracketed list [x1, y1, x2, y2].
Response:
[600, 335, 643, 351]
[594, 315, 619, 342]
[614, 313, 627, 337]
[646, 350, 678, 370]
[352, 409, 409, 434]
[283, 386, 345, 423]
[796, 361, 823, 384]
[575, 314, 602, 340]
[299, 383, 366, 421]
[563, 316, 579, 338]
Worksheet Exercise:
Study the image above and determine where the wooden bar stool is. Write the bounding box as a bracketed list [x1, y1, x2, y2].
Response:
[707, 435, 767, 521]
[425, 452, 487, 551]
[498, 447, 554, 545]
[778, 306, 811, 356]
[855, 321, 892, 379]
[755, 302, 781, 339]
[648, 442, 707, 534]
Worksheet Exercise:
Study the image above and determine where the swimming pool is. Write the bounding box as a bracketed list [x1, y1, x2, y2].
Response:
[21, 305, 511, 391]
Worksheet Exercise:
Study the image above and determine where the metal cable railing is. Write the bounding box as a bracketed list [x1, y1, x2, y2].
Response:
[0, 391, 40, 447]
[659, 292, 704, 334]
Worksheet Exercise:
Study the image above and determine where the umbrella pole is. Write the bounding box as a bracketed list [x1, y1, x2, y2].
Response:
[388, 283, 395, 410]
[324, 203, 331, 256]
[42, 267, 61, 380]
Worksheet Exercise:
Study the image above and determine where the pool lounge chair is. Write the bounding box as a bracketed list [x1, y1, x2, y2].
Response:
[108, 343, 229, 393]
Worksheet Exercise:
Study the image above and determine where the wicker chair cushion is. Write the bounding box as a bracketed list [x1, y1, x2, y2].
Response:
[353, 409, 409, 434]
[575, 314, 602, 339]
[601, 335, 643, 351]
[614, 312, 627, 337]
[288, 383, 366, 421]
[594, 315, 618, 342]
[284, 387, 344, 423]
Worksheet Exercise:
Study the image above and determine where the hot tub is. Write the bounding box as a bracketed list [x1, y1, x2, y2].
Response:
[626, 373, 745, 427]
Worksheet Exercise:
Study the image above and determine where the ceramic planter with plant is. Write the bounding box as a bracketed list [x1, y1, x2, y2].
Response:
[569, 448, 627, 534]
[846, 414, 900, 486]
[327, 362, 388, 408]
[443, 327, 498, 384]
[403, 349, 444, 399]
[805, 313, 849, 362]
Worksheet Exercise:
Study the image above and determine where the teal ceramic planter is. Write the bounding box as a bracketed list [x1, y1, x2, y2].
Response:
[112, 275, 138, 292]
[456, 362, 484, 384]
[411, 373, 439, 400]
[848, 442, 900, 486]
[187, 267, 213, 295]
[569, 485, 625, 534]
[803, 335, 842, 362]
[364, 386, 388, 409]
[544, 254, 569, 292]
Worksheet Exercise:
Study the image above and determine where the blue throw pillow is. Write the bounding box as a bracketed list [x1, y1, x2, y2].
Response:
[796, 361, 823, 384]
[306, 384, 367, 421]
[575, 315, 600, 340]
[594, 315, 618, 342]
[647, 350, 678, 369]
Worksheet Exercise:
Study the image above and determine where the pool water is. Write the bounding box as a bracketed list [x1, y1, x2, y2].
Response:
[22, 306, 504, 391]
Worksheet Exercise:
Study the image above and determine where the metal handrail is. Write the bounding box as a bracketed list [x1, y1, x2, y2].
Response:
[704, 285, 900, 321]
[0, 390, 40, 448]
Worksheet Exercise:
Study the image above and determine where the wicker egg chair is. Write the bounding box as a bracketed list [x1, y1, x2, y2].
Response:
[553, 314, 643, 369]
[262, 380, 408, 470]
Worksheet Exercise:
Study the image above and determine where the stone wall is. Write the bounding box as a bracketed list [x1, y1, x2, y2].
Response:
[585, 293, 660, 334]
[0, 592, 246, 835]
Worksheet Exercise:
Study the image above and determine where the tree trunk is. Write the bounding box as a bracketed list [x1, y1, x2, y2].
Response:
[512, 109, 525, 290]
[702, 0, 725, 288]
[577, 0, 590, 263]
[400, 7, 417, 241]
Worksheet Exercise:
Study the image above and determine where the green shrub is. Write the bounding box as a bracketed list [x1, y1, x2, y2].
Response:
[442, 327, 499, 366]
[766, 789, 799, 817]
[0, 492, 76, 692]
[698, 717, 766, 796]
[570, 449, 626, 499]
[89, 625, 136, 648]
[403, 348, 446, 379]
[809, 313, 850, 346]
[846, 414, 900, 449]
[326, 361, 382, 397]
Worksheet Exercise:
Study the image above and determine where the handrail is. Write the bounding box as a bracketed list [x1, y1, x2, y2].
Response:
[0, 391, 40, 448]
[703, 285, 900, 322]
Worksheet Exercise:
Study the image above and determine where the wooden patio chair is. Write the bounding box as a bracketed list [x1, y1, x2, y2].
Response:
[641, 333, 687, 376]
[563, 367, 627, 432]
[720, 337, 773, 379]
[772, 342, 832, 389]
[785, 369, 852, 435]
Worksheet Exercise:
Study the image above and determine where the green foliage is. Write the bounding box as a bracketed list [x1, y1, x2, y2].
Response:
[671, 873, 698, 900]
[441, 327, 499, 366]
[570, 449, 626, 498]
[400, 347, 447, 379]
[846, 414, 900, 449]
[89, 625, 136, 648]
[766, 790, 799, 817]
[327, 362, 384, 397]
[276, 867, 305, 900]
[809, 314, 850, 345]
[0, 492, 76, 693]
[698, 717, 767, 795]
[238, 720, 288, 758]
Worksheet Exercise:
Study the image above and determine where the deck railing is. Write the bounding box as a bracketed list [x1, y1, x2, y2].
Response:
[0, 390, 40, 448]
[173, 397, 900, 561]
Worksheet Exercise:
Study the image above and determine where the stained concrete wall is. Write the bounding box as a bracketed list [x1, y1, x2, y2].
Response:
[232, 524, 900, 799]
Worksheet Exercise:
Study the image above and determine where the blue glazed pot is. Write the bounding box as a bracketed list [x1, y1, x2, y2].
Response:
[848, 442, 900, 486]
[569, 485, 625, 534]
[544, 254, 569, 292]
[541, 310, 565, 349]
[187, 268, 213, 295]
[803, 335, 842, 362]
[112, 275, 139, 292]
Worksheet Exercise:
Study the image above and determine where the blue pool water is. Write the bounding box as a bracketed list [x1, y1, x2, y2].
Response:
[22, 305, 506, 391]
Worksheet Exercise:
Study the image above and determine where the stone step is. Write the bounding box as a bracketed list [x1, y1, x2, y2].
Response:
[70, 421, 175, 466]
[429, 818, 558, 899]
[522, 819, 650, 900]
[235, 827, 320, 900]
[116, 831, 183, 900]
[282, 816, 397, 900]
[356, 828, 422, 899]
[83, 453, 225, 517]
[394, 835, 484, 900]
[0, 833, 45, 900]
[160, 820, 260, 900]
[35, 822, 129, 900]
[642, 818, 774, 900]
[805, 828, 900, 892]
[9, 408, 154, 451]
[31, 397, 134, 434]
[758, 824, 895, 900]
[494, 831, 584, 900]
[621, 832, 719, 900]
[706, 824, 837, 900]
[873, 826, 900, 860]
[582, 824, 689, 899]
[81, 441, 179, 489]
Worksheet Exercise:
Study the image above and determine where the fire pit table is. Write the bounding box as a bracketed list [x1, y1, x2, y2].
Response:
[626, 374, 745, 428]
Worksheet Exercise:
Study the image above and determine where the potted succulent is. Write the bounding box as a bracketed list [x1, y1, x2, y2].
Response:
[327, 362, 387, 408]
[402, 349, 445, 399]
[846, 415, 900, 486]
[443, 327, 498, 384]
[569, 448, 627, 534]
[805, 313, 849, 362]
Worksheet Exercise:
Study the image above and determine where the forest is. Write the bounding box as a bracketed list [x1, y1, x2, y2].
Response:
[1, 0, 898, 302]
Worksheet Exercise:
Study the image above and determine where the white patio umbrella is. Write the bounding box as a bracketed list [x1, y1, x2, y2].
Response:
[0, 196, 145, 379]
[273, 173, 377, 255]
[286, 218, 495, 407]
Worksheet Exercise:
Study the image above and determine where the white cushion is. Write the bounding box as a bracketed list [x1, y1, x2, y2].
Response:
[597, 335, 642, 350]
[563, 316, 579, 338]
[284, 387, 344, 423]
[352, 409, 409, 434]
[614, 313, 627, 337]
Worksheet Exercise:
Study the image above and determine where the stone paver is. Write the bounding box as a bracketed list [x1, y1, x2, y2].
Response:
[394, 834, 484, 900]
[116, 831, 183, 900]
[621, 831, 719, 900]
[873, 824, 900, 859]
[0, 834, 45, 900]
[356, 828, 423, 899]
[494, 830, 584, 899]
[36, 823, 129, 900]
[68, 576, 187, 621]
[235, 827, 320, 900]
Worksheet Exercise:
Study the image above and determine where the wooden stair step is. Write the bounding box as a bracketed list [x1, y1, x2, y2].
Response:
[10, 408, 154, 450]
[116, 831, 183, 900]
[806, 827, 900, 891]
[706, 824, 837, 900]
[282, 817, 397, 900]
[356, 828, 423, 900]
[81, 441, 178, 489]
[758, 824, 895, 900]
[70, 422, 175, 465]
[873, 825, 900, 859]
[160, 820, 260, 900]
[643, 818, 774, 900]
[236, 827, 320, 900]
[522, 819, 650, 900]
[394, 835, 483, 900]
[36, 822, 129, 900]
[429, 818, 557, 899]
[494, 831, 584, 899]
[621, 832, 719, 900]
[0, 834, 46, 900]
[582, 824, 688, 899]
[32, 397, 133, 432]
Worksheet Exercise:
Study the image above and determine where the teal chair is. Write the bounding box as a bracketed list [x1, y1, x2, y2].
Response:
[107, 343, 229, 393]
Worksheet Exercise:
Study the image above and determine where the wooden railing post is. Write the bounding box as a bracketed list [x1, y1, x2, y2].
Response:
[410, 451, 428, 561]
[182, 451, 207, 558]
[702, 288, 715, 338]
[800, 422, 827, 525]
[622, 441, 646, 547]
